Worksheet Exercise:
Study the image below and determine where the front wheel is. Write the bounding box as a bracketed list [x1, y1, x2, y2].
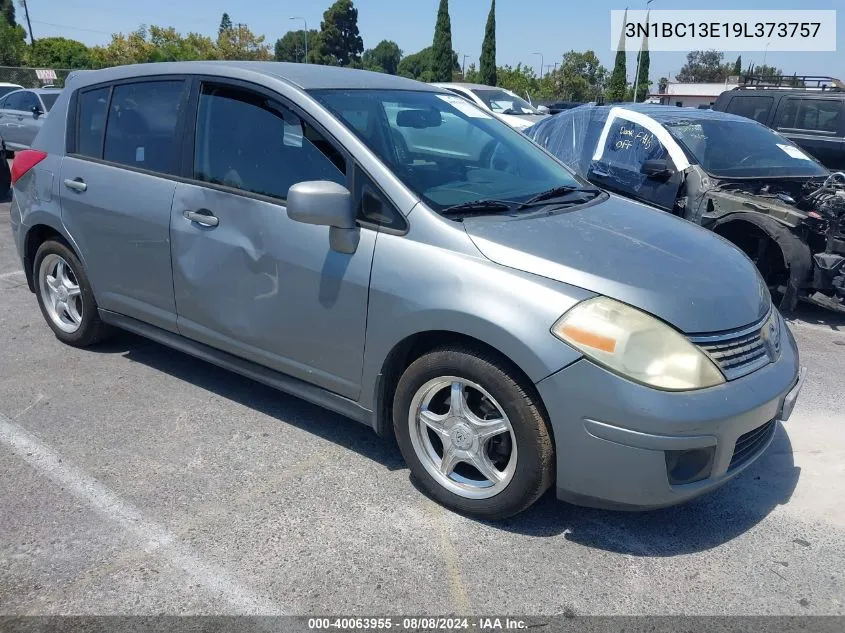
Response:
[393, 346, 555, 519]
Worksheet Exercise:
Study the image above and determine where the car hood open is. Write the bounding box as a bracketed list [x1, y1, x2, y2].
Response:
[463, 195, 770, 334]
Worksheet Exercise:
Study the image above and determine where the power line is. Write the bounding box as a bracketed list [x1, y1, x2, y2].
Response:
[31, 20, 115, 36]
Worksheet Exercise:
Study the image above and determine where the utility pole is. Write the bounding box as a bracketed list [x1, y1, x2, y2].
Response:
[533, 52, 544, 78]
[290, 17, 308, 63]
[21, 0, 35, 47]
[633, 0, 654, 102]
[462, 54, 469, 79]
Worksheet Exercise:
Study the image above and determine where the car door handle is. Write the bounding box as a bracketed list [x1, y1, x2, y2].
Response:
[63, 178, 87, 192]
[183, 209, 219, 227]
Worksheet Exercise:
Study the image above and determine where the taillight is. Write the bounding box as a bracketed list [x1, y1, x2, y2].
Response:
[11, 149, 48, 184]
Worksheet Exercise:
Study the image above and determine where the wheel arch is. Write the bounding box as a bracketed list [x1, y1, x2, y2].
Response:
[371, 329, 558, 440]
[22, 219, 84, 293]
[712, 212, 812, 311]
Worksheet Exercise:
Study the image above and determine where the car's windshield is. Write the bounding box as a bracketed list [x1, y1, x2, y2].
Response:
[470, 88, 538, 115]
[664, 118, 829, 178]
[310, 89, 582, 213]
[40, 93, 59, 111]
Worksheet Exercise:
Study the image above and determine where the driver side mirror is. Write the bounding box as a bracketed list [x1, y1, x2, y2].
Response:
[640, 158, 675, 181]
[287, 181, 359, 254]
[31, 105, 43, 118]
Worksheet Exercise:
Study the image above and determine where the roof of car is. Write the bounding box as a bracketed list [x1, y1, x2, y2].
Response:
[68, 61, 443, 92]
[570, 102, 759, 125]
[432, 82, 499, 90]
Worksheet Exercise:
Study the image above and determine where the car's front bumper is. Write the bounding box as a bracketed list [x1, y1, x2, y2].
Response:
[536, 316, 803, 510]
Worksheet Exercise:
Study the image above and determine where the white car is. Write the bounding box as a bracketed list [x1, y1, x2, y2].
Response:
[0, 82, 24, 100]
[430, 82, 549, 131]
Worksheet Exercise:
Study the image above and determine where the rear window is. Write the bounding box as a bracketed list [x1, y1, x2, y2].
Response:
[724, 95, 774, 124]
[102, 81, 185, 174]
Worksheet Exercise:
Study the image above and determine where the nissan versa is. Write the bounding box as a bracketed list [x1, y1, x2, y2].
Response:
[9, 62, 804, 518]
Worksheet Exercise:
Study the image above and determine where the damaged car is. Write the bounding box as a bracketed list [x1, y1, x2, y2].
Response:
[526, 105, 845, 312]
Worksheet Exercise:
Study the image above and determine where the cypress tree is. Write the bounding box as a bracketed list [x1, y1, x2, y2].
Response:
[479, 0, 497, 86]
[607, 9, 627, 101]
[431, 0, 453, 82]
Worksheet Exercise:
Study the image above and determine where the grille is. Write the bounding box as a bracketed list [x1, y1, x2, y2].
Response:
[729, 419, 776, 470]
[688, 311, 777, 381]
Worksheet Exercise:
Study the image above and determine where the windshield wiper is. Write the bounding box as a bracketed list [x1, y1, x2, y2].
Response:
[440, 199, 519, 218]
[518, 185, 602, 208]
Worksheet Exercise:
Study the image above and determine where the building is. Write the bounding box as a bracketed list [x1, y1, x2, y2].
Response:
[647, 79, 740, 109]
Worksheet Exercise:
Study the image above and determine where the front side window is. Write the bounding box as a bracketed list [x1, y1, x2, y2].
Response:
[15, 91, 41, 112]
[311, 89, 581, 212]
[725, 96, 773, 124]
[3, 91, 25, 111]
[666, 118, 828, 178]
[103, 80, 185, 174]
[193, 84, 345, 200]
[76, 87, 110, 158]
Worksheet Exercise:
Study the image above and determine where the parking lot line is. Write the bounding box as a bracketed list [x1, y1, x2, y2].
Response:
[0, 411, 287, 615]
[0, 270, 24, 279]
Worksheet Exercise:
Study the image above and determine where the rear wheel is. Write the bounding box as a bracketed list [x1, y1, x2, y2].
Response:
[34, 240, 110, 347]
[393, 346, 554, 519]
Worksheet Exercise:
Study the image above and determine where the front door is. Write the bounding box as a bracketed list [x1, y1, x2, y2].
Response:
[170, 81, 376, 399]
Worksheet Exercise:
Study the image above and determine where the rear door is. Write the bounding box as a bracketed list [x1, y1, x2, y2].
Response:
[60, 78, 189, 332]
[773, 96, 845, 169]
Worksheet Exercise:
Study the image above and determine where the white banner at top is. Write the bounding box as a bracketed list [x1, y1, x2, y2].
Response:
[610, 10, 837, 52]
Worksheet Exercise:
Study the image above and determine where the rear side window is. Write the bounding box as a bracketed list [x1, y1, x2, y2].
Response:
[15, 91, 40, 112]
[725, 96, 773, 124]
[103, 81, 185, 174]
[777, 98, 844, 133]
[193, 84, 345, 200]
[3, 91, 24, 110]
[76, 87, 110, 158]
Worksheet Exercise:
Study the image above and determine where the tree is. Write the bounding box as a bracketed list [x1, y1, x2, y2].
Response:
[753, 64, 782, 78]
[363, 40, 402, 74]
[216, 23, 272, 60]
[0, 0, 15, 27]
[463, 62, 480, 83]
[675, 50, 733, 83]
[397, 45, 458, 82]
[635, 48, 650, 102]
[0, 15, 25, 65]
[219, 12, 232, 35]
[658, 76, 668, 93]
[607, 50, 627, 101]
[320, 0, 363, 66]
[27, 37, 90, 69]
[275, 29, 321, 63]
[733, 55, 742, 76]
[556, 50, 606, 101]
[496, 63, 538, 100]
[479, 0, 496, 86]
[431, 0, 453, 82]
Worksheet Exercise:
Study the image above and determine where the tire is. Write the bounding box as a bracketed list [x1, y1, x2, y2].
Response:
[33, 239, 110, 347]
[393, 346, 554, 519]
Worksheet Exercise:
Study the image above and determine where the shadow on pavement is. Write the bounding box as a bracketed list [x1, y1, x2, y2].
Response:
[91, 330, 800, 556]
[787, 303, 845, 330]
[90, 330, 406, 472]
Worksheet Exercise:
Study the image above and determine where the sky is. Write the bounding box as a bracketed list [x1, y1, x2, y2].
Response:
[25, 0, 844, 84]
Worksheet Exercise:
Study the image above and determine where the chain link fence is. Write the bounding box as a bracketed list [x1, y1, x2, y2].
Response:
[0, 66, 77, 89]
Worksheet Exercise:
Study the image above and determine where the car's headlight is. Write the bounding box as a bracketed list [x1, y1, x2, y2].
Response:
[552, 297, 725, 391]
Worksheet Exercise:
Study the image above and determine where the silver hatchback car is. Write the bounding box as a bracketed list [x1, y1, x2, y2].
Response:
[10, 62, 804, 518]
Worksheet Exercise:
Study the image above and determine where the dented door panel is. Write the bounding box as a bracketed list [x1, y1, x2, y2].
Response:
[170, 182, 376, 400]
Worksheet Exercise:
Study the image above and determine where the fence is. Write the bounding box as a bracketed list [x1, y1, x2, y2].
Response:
[0, 66, 77, 89]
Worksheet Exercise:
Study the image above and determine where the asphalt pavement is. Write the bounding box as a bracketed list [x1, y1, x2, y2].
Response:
[1, 200, 844, 616]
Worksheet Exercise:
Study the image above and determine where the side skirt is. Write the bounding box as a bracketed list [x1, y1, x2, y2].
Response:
[98, 309, 376, 429]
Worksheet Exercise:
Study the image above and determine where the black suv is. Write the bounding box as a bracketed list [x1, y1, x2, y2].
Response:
[713, 76, 845, 170]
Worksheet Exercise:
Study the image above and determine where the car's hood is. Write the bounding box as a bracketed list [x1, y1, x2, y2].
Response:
[463, 195, 770, 334]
